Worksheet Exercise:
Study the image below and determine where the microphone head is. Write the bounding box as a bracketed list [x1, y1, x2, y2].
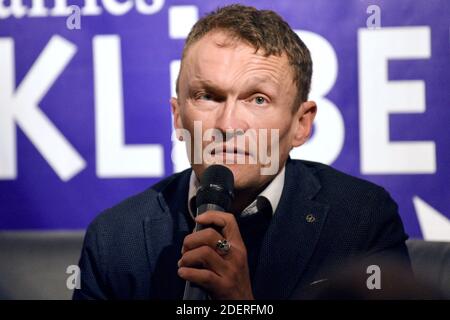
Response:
[196, 165, 234, 212]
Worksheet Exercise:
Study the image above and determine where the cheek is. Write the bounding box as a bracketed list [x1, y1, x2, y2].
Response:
[270, 118, 296, 156]
[181, 101, 216, 128]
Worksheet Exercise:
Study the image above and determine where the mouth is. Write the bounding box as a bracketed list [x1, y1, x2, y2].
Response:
[211, 146, 250, 156]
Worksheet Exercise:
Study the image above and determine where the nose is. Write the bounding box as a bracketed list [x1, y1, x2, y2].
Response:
[214, 98, 249, 137]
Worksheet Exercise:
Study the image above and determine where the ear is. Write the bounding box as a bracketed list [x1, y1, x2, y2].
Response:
[291, 100, 317, 148]
[170, 97, 183, 130]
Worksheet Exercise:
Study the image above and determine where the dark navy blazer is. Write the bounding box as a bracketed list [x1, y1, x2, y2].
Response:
[73, 159, 411, 299]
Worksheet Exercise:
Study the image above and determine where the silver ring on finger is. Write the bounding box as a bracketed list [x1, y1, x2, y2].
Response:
[216, 239, 231, 255]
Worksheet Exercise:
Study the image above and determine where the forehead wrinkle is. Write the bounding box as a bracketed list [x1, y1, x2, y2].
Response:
[230, 55, 291, 92]
[234, 64, 281, 87]
[182, 34, 294, 95]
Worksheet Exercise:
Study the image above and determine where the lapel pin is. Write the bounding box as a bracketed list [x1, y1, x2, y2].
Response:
[306, 214, 316, 223]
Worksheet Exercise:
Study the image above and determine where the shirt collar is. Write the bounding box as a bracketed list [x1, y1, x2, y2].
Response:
[187, 166, 286, 220]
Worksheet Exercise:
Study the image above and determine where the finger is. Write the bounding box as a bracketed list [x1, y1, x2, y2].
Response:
[178, 245, 228, 275]
[195, 211, 243, 243]
[177, 266, 221, 293]
[195, 210, 229, 228]
[182, 227, 223, 254]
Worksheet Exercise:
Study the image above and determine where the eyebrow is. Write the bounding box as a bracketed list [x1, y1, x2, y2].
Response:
[243, 76, 280, 91]
[188, 79, 227, 97]
[189, 79, 217, 89]
[242, 76, 280, 99]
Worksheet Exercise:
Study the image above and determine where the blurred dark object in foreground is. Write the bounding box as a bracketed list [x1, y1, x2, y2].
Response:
[307, 255, 442, 299]
[0, 234, 448, 299]
[407, 239, 450, 299]
[0, 231, 84, 300]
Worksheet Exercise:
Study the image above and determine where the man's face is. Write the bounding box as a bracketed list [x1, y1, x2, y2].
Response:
[172, 31, 315, 191]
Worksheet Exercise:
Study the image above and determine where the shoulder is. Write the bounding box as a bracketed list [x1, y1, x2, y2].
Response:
[290, 160, 409, 263]
[293, 160, 407, 248]
[291, 159, 401, 234]
[86, 169, 190, 237]
[294, 159, 392, 205]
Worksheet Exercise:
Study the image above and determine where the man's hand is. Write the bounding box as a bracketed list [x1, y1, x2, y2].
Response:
[178, 210, 254, 300]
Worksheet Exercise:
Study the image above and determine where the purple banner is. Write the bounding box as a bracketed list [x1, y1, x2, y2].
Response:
[0, 0, 449, 241]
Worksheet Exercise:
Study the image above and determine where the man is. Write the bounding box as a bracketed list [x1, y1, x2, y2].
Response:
[74, 5, 412, 300]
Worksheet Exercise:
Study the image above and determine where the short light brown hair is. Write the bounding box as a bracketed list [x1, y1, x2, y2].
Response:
[177, 4, 312, 107]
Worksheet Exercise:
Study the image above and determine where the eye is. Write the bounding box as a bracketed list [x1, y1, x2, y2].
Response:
[201, 93, 213, 100]
[196, 92, 213, 101]
[254, 96, 267, 105]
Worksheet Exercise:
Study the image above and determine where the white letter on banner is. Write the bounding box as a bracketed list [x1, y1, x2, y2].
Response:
[81, 0, 102, 15]
[358, 27, 435, 174]
[28, 0, 49, 17]
[50, 0, 72, 16]
[93, 35, 164, 178]
[0, 0, 27, 18]
[170, 60, 191, 172]
[0, 36, 86, 181]
[101, 0, 132, 16]
[169, 5, 199, 172]
[135, 0, 164, 15]
[290, 30, 345, 165]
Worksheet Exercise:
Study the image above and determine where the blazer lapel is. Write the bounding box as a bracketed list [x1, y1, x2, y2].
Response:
[143, 170, 193, 273]
[253, 160, 330, 299]
[142, 170, 194, 298]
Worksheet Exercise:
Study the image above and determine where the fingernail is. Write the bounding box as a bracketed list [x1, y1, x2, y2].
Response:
[177, 259, 181, 267]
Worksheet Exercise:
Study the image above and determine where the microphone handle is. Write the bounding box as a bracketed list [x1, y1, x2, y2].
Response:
[183, 203, 225, 300]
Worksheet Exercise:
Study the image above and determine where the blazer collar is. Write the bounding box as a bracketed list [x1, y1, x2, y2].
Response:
[253, 158, 330, 299]
[186, 165, 286, 220]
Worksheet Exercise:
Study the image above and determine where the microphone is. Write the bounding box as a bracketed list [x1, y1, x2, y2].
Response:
[183, 165, 234, 300]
